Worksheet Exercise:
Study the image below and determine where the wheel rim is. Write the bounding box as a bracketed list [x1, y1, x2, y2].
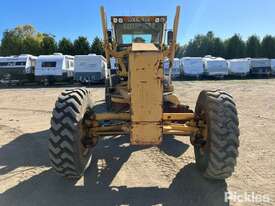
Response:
[79, 119, 91, 157]
[79, 107, 96, 158]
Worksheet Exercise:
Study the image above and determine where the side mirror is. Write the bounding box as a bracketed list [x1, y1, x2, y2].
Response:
[167, 31, 173, 45]
[107, 30, 112, 43]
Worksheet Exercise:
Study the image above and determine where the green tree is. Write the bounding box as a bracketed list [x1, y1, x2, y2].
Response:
[90, 37, 104, 56]
[0, 30, 22, 55]
[184, 34, 205, 57]
[175, 45, 185, 58]
[184, 31, 225, 57]
[58, 38, 74, 55]
[73, 36, 90, 55]
[261, 35, 275, 58]
[225, 34, 246, 59]
[40, 34, 57, 55]
[21, 36, 41, 56]
[246, 35, 261, 58]
[0, 24, 43, 56]
[212, 37, 225, 57]
[13, 25, 36, 37]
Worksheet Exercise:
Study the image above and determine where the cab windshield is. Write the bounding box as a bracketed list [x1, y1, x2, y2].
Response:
[114, 22, 164, 45]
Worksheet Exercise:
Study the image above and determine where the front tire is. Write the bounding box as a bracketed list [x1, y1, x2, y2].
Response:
[194, 90, 240, 179]
[49, 88, 93, 178]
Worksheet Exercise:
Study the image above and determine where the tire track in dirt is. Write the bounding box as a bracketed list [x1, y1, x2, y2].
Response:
[0, 125, 23, 138]
[0, 107, 51, 114]
[142, 146, 194, 182]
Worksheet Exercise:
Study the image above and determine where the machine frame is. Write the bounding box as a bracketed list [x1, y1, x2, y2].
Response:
[79, 6, 206, 146]
[48, 6, 239, 180]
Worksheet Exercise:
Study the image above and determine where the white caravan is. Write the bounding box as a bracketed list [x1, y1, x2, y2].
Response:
[271, 59, 275, 75]
[110, 57, 118, 74]
[35, 53, 74, 84]
[0, 54, 37, 84]
[228, 58, 250, 76]
[203, 56, 229, 77]
[250, 58, 271, 76]
[181, 57, 204, 77]
[163, 58, 182, 79]
[163, 58, 169, 75]
[74, 54, 107, 83]
[172, 58, 181, 79]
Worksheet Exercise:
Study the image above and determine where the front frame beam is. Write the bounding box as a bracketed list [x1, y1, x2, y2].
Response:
[90, 112, 195, 122]
[85, 112, 199, 138]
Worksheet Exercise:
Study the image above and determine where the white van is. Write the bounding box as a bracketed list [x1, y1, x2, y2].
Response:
[228, 58, 250, 76]
[35, 53, 74, 84]
[74, 54, 107, 83]
[181, 57, 204, 77]
[203, 56, 229, 77]
[0, 54, 37, 84]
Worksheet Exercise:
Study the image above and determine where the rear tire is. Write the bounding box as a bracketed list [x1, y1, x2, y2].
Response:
[194, 90, 240, 179]
[49, 88, 93, 178]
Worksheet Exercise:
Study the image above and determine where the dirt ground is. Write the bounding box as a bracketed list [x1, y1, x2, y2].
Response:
[0, 79, 274, 206]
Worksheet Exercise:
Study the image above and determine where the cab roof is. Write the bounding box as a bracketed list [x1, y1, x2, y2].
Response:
[111, 16, 167, 24]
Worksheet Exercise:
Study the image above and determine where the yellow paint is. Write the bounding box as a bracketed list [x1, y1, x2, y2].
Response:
[97, 6, 195, 146]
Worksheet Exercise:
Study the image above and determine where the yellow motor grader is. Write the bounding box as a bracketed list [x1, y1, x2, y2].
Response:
[49, 6, 239, 180]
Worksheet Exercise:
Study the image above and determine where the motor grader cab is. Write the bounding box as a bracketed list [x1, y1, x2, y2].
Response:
[49, 6, 239, 181]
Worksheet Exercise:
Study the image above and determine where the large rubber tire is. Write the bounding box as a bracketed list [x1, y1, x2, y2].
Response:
[194, 90, 240, 180]
[49, 88, 93, 178]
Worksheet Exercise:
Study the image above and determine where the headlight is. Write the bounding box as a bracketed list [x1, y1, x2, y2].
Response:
[118, 18, 123, 23]
[155, 18, 160, 23]
[113, 18, 118, 23]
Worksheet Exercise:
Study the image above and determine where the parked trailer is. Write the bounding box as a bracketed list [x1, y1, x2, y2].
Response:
[181, 57, 204, 78]
[0, 54, 37, 85]
[173, 58, 181, 79]
[228, 58, 250, 76]
[250, 58, 271, 76]
[35, 53, 74, 85]
[74, 54, 107, 84]
[271, 59, 275, 75]
[163, 58, 169, 75]
[203, 56, 229, 77]
[163, 58, 181, 79]
[110, 57, 118, 74]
